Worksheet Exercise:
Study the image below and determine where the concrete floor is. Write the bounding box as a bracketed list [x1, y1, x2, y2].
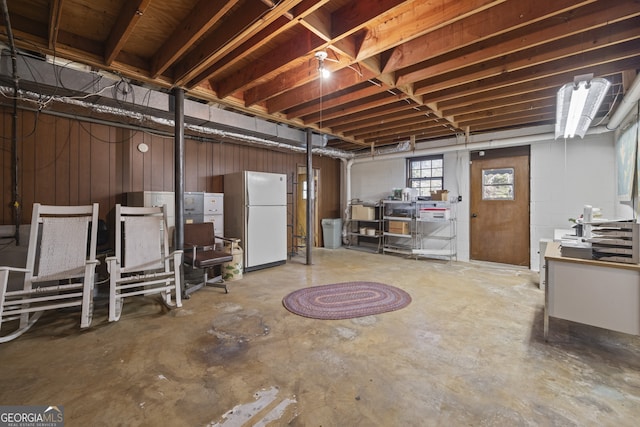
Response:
[1, 247, 640, 426]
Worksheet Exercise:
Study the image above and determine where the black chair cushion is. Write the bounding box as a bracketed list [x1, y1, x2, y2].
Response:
[183, 249, 232, 269]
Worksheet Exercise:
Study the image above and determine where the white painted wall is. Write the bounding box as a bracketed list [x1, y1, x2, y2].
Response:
[349, 127, 632, 270]
[530, 132, 633, 270]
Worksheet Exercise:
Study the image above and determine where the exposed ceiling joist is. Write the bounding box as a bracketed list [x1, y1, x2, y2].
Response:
[2, 0, 638, 154]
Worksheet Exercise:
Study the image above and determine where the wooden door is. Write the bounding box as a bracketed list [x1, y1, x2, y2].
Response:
[470, 146, 530, 266]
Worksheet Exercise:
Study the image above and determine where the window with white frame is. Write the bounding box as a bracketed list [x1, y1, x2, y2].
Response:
[407, 155, 444, 198]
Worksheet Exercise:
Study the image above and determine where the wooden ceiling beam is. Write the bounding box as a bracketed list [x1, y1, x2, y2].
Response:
[354, 120, 445, 141]
[325, 101, 418, 131]
[244, 46, 364, 106]
[422, 43, 640, 104]
[285, 82, 386, 119]
[189, 1, 330, 89]
[188, 16, 292, 89]
[104, 0, 152, 66]
[442, 88, 558, 117]
[266, 66, 377, 113]
[335, 108, 431, 135]
[362, 126, 455, 145]
[348, 112, 437, 138]
[242, 14, 387, 106]
[298, 7, 332, 41]
[172, 0, 274, 86]
[355, 0, 506, 61]
[238, 0, 413, 108]
[435, 59, 640, 115]
[395, 1, 640, 86]
[302, 91, 405, 124]
[7, 13, 47, 42]
[455, 101, 555, 125]
[331, 0, 411, 39]
[56, 29, 105, 59]
[385, 0, 595, 76]
[465, 112, 556, 132]
[413, 20, 640, 95]
[149, 0, 236, 78]
[48, 0, 64, 50]
[214, 29, 325, 99]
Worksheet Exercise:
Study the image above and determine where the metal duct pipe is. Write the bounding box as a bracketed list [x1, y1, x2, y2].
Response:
[352, 125, 612, 164]
[0, 86, 353, 160]
[607, 73, 640, 131]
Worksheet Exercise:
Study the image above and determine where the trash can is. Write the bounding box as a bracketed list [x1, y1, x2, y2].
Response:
[322, 218, 342, 249]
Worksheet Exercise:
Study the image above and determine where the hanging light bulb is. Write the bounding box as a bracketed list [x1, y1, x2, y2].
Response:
[315, 51, 330, 79]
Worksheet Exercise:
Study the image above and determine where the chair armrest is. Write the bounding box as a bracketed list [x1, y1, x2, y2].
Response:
[169, 249, 183, 265]
[0, 266, 30, 274]
[215, 236, 240, 244]
[105, 256, 119, 274]
[185, 243, 216, 252]
[0, 267, 31, 288]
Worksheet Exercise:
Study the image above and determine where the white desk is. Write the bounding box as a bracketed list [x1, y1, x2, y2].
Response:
[544, 241, 640, 340]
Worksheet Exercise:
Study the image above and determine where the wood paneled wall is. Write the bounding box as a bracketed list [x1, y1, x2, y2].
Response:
[1, 108, 342, 246]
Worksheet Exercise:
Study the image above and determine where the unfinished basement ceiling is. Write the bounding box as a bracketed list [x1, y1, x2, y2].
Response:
[1, 0, 639, 153]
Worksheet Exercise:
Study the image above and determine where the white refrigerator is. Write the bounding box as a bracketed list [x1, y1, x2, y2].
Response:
[224, 171, 287, 272]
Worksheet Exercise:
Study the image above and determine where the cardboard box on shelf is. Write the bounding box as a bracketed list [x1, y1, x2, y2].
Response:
[351, 205, 375, 220]
[388, 221, 410, 235]
[419, 208, 451, 221]
[431, 190, 449, 201]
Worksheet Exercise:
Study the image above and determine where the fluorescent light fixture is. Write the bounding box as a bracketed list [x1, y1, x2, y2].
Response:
[555, 74, 610, 139]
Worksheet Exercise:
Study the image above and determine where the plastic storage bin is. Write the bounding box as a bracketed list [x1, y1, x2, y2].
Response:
[322, 218, 342, 249]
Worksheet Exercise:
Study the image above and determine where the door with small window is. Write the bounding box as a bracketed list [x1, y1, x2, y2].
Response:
[470, 147, 530, 266]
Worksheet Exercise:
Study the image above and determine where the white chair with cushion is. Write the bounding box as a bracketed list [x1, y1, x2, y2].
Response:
[106, 204, 183, 322]
[0, 203, 99, 343]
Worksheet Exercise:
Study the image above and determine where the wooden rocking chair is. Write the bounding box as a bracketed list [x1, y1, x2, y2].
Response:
[106, 205, 183, 322]
[0, 203, 99, 343]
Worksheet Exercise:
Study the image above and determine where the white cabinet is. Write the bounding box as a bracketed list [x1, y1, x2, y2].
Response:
[204, 192, 224, 241]
[544, 241, 640, 339]
[126, 191, 225, 245]
[126, 191, 176, 245]
[126, 191, 175, 229]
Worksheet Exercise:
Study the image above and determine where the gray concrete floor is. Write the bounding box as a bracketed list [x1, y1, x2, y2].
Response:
[1, 247, 640, 426]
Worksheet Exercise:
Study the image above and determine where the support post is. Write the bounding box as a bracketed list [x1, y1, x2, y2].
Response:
[1, 0, 21, 244]
[173, 87, 185, 251]
[306, 129, 314, 265]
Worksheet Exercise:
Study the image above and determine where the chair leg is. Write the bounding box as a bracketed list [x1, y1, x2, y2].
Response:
[108, 276, 122, 322]
[204, 268, 228, 293]
[184, 266, 228, 295]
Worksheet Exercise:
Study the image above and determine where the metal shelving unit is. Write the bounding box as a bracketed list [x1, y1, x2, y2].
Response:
[382, 200, 415, 256]
[382, 199, 457, 262]
[346, 202, 384, 253]
[414, 200, 457, 262]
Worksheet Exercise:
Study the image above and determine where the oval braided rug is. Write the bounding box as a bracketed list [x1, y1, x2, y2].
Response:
[282, 281, 411, 320]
